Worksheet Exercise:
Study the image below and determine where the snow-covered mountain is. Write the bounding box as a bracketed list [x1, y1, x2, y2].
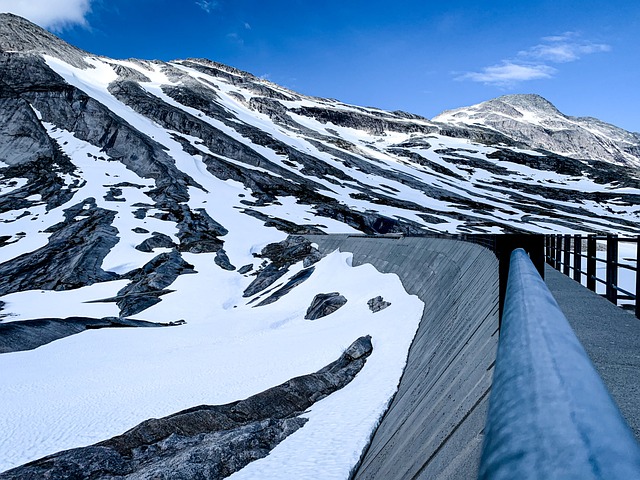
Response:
[0, 12, 639, 479]
[433, 94, 640, 169]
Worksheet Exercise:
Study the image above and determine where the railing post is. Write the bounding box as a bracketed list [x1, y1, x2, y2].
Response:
[573, 234, 582, 282]
[545, 235, 549, 263]
[587, 235, 596, 292]
[636, 237, 640, 319]
[606, 234, 618, 304]
[554, 234, 562, 270]
[563, 235, 571, 276]
[548, 235, 555, 266]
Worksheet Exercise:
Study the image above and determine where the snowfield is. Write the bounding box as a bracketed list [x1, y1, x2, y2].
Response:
[0, 250, 423, 474]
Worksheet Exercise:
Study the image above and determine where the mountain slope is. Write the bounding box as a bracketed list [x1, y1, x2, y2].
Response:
[433, 94, 640, 168]
[0, 13, 639, 478]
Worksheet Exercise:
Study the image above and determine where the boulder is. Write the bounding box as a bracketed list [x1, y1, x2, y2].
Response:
[368, 296, 392, 313]
[305, 292, 348, 320]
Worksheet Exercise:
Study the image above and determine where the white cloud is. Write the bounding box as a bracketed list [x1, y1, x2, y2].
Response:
[459, 32, 611, 86]
[541, 32, 578, 43]
[520, 34, 611, 63]
[458, 62, 556, 87]
[0, 0, 92, 30]
[196, 0, 218, 14]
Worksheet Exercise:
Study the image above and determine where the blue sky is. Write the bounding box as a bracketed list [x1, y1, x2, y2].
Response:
[2, 0, 639, 132]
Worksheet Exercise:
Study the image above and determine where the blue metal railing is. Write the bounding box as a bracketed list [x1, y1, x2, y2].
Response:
[479, 248, 640, 479]
[545, 234, 640, 318]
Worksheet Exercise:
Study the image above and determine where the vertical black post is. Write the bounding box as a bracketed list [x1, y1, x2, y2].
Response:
[497, 234, 545, 325]
[563, 235, 571, 276]
[573, 234, 582, 282]
[606, 234, 618, 304]
[548, 235, 555, 266]
[545, 235, 549, 263]
[587, 235, 596, 292]
[636, 237, 640, 319]
[555, 234, 562, 270]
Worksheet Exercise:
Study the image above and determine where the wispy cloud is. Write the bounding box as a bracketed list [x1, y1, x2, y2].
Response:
[244, 22, 251, 30]
[196, 0, 218, 14]
[226, 32, 244, 47]
[0, 0, 92, 30]
[458, 63, 556, 86]
[458, 32, 611, 86]
[519, 32, 611, 63]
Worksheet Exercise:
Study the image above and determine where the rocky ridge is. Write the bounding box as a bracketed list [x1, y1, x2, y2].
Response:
[433, 94, 640, 169]
[0, 336, 373, 480]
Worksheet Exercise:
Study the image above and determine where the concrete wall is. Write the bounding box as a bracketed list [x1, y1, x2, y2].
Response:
[305, 235, 499, 480]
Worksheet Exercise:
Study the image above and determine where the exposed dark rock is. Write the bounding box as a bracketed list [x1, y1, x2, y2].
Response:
[242, 208, 326, 235]
[133, 207, 147, 219]
[176, 206, 228, 253]
[243, 236, 322, 298]
[0, 52, 197, 204]
[135, 232, 176, 252]
[0, 335, 373, 480]
[305, 292, 348, 320]
[434, 124, 524, 147]
[486, 148, 585, 176]
[113, 250, 196, 317]
[388, 148, 465, 181]
[243, 263, 288, 298]
[111, 62, 152, 83]
[0, 13, 91, 68]
[238, 264, 253, 275]
[0, 198, 119, 296]
[103, 186, 125, 202]
[132, 227, 149, 234]
[214, 248, 235, 271]
[290, 105, 438, 136]
[258, 235, 321, 268]
[0, 316, 170, 354]
[256, 267, 315, 306]
[0, 135, 78, 214]
[368, 296, 392, 313]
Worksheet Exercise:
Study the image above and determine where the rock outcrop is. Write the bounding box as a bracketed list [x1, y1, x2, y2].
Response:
[0, 316, 169, 354]
[368, 296, 391, 313]
[243, 236, 322, 298]
[0, 335, 373, 480]
[0, 199, 119, 296]
[305, 292, 348, 320]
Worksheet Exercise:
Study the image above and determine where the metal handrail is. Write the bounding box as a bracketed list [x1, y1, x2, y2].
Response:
[479, 249, 640, 479]
[544, 234, 640, 317]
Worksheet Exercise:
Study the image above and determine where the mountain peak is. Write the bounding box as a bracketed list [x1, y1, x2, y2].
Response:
[433, 93, 640, 167]
[489, 94, 561, 114]
[0, 13, 89, 67]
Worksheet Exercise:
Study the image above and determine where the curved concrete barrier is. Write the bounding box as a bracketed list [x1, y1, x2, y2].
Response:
[306, 235, 499, 480]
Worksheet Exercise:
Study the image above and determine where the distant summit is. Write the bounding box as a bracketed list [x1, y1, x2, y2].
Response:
[433, 94, 640, 167]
